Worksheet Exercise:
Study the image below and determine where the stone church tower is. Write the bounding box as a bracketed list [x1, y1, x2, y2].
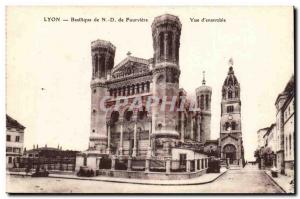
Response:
[219, 59, 244, 166]
[196, 72, 212, 144]
[89, 40, 115, 153]
[151, 14, 181, 155]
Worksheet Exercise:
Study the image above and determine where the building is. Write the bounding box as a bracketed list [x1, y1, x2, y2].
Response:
[263, 124, 276, 152]
[6, 115, 25, 169]
[76, 14, 211, 178]
[257, 74, 294, 175]
[275, 75, 294, 176]
[219, 61, 244, 166]
[257, 127, 269, 148]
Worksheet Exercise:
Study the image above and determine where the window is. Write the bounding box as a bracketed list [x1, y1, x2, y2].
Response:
[206, 95, 209, 109]
[13, 148, 20, 153]
[6, 147, 12, 152]
[231, 122, 236, 130]
[159, 32, 164, 58]
[15, 136, 20, 142]
[6, 135, 11, 142]
[227, 106, 234, 113]
[8, 157, 12, 163]
[228, 91, 232, 98]
[167, 32, 173, 58]
[200, 95, 204, 109]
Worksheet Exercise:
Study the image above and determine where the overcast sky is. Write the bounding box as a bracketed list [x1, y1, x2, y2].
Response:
[7, 6, 293, 160]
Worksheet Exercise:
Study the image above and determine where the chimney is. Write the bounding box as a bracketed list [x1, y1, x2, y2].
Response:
[33, 144, 35, 149]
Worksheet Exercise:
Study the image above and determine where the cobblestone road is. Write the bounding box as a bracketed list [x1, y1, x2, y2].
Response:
[6, 165, 284, 194]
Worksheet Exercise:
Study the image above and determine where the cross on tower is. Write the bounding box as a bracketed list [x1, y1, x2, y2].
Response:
[202, 71, 206, 85]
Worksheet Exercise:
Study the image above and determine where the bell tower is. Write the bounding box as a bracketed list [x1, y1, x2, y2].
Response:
[196, 71, 212, 144]
[89, 39, 115, 153]
[151, 14, 181, 156]
[219, 58, 244, 165]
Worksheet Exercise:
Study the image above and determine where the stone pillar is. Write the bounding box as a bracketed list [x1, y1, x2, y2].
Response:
[132, 122, 137, 157]
[119, 119, 123, 155]
[165, 157, 171, 174]
[106, 123, 111, 154]
[186, 160, 191, 172]
[195, 159, 198, 171]
[127, 157, 132, 171]
[181, 112, 184, 142]
[145, 158, 150, 172]
[111, 156, 116, 170]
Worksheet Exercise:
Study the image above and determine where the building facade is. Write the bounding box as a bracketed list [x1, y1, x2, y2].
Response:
[6, 115, 25, 169]
[257, 127, 269, 148]
[275, 75, 294, 175]
[76, 14, 211, 176]
[219, 62, 244, 166]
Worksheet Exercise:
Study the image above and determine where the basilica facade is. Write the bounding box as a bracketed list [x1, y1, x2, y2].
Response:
[76, 14, 211, 175]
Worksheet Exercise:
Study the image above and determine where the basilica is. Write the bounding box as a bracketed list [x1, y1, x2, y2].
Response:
[75, 13, 243, 178]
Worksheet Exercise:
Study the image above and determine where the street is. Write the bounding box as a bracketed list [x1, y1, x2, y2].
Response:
[6, 165, 284, 194]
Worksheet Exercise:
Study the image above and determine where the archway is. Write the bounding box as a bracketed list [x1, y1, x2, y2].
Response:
[223, 144, 237, 164]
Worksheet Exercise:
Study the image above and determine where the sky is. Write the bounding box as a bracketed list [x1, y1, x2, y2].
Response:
[6, 6, 293, 160]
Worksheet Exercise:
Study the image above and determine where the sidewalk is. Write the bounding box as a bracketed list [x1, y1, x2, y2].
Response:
[264, 170, 294, 193]
[8, 170, 227, 186]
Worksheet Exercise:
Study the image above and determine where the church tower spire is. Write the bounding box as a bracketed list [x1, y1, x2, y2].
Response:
[219, 58, 244, 167]
[202, 71, 206, 85]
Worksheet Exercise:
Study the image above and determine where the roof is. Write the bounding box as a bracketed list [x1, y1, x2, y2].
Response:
[223, 67, 239, 87]
[257, 127, 269, 132]
[263, 123, 276, 138]
[112, 56, 150, 73]
[275, 74, 294, 105]
[6, 114, 25, 130]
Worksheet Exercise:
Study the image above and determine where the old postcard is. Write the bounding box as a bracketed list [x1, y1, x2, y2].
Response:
[6, 6, 294, 194]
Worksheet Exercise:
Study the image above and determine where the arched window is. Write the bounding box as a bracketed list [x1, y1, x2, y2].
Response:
[131, 85, 135, 95]
[94, 55, 98, 74]
[122, 87, 126, 96]
[159, 32, 164, 59]
[146, 82, 150, 92]
[175, 36, 179, 62]
[136, 84, 140, 94]
[127, 86, 130, 96]
[141, 83, 145, 93]
[228, 90, 232, 99]
[235, 90, 239, 98]
[197, 96, 200, 107]
[124, 110, 133, 122]
[200, 95, 204, 109]
[99, 56, 105, 78]
[138, 107, 147, 120]
[167, 32, 173, 59]
[205, 95, 209, 109]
